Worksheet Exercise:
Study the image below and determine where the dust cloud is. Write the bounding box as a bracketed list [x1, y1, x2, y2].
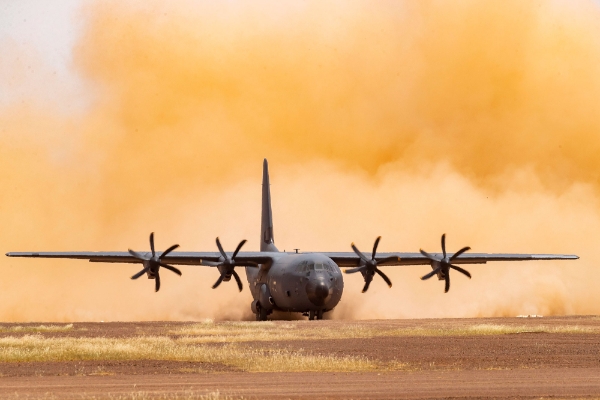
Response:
[1, 0, 600, 321]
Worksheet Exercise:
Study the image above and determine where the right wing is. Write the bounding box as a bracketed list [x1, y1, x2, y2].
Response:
[5, 251, 275, 266]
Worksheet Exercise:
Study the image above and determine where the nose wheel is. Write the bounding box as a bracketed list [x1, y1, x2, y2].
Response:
[308, 310, 324, 320]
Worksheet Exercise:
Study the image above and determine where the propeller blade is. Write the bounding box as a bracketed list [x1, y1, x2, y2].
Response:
[131, 266, 150, 280]
[232, 270, 243, 292]
[128, 249, 148, 260]
[216, 237, 227, 260]
[160, 244, 180, 259]
[444, 274, 450, 293]
[232, 239, 247, 260]
[450, 264, 472, 279]
[344, 266, 366, 274]
[375, 268, 392, 288]
[362, 280, 372, 293]
[212, 273, 225, 289]
[441, 233, 446, 259]
[376, 256, 400, 265]
[371, 236, 381, 260]
[420, 249, 441, 262]
[155, 271, 161, 292]
[450, 246, 471, 261]
[159, 263, 182, 276]
[351, 243, 370, 263]
[150, 232, 156, 258]
[421, 267, 441, 280]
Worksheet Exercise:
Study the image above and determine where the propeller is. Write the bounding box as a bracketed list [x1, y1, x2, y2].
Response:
[420, 233, 471, 293]
[344, 236, 399, 293]
[204, 238, 258, 292]
[128, 232, 181, 292]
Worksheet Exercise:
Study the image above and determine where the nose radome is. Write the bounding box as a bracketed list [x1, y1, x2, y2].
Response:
[306, 279, 333, 306]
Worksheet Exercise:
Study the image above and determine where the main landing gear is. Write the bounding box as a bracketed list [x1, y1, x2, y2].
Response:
[255, 302, 270, 321]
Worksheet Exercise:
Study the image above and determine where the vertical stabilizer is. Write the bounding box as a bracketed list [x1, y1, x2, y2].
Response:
[261, 159, 279, 252]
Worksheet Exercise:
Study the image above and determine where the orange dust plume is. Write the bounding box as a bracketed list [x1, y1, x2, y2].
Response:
[1, 0, 600, 321]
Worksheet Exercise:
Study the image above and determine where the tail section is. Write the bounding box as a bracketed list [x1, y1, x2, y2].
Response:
[261, 159, 279, 252]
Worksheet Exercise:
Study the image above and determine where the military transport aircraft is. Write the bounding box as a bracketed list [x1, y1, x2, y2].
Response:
[6, 159, 578, 320]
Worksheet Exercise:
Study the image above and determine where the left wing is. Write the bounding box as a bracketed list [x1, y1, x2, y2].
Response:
[319, 252, 579, 267]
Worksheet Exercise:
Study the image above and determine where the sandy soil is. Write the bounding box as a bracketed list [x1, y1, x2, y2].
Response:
[1, 316, 600, 399]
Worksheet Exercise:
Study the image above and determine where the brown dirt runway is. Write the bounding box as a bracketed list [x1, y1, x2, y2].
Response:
[1, 316, 600, 399]
[2, 369, 600, 399]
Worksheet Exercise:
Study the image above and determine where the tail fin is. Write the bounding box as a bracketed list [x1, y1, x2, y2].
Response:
[261, 159, 279, 252]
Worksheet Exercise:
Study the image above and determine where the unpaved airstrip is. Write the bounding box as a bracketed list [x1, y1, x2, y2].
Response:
[1, 316, 600, 399]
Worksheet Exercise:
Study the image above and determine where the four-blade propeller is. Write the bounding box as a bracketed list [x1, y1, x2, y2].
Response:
[128, 232, 182, 292]
[203, 238, 258, 292]
[419, 233, 471, 293]
[344, 236, 399, 293]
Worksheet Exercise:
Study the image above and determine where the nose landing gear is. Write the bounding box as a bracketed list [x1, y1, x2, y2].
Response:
[308, 310, 324, 320]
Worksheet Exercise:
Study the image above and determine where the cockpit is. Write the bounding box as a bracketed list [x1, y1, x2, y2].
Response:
[297, 261, 336, 273]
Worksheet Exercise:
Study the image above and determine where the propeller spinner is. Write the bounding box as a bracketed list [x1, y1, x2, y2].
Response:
[204, 238, 258, 292]
[345, 236, 399, 293]
[128, 232, 182, 292]
[420, 233, 471, 293]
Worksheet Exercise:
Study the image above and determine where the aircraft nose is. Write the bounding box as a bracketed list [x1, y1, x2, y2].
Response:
[306, 279, 333, 306]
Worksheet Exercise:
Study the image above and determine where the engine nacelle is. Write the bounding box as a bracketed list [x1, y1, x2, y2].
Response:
[430, 261, 445, 280]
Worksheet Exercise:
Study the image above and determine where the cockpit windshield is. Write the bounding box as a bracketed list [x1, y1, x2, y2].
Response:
[297, 261, 334, 272]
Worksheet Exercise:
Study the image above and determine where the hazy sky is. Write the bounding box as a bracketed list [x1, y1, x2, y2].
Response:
[2, 0, 600, 321]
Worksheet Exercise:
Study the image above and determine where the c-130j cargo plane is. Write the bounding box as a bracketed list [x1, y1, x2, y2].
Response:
[7, 159, 578, 320]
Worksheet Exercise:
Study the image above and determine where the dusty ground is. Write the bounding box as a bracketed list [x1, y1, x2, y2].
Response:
[1, 316, 600, 399]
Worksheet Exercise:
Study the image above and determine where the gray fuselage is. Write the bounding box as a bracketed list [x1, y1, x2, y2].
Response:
[246, 253, 344, 313]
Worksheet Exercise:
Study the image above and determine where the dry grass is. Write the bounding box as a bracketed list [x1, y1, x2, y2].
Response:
[0, 324, 74, 333]
[0, 390, 242, 400]
[106, 390, 240, 400]
[171, 320, 596, 343]
[171, 320, 378, 342]
[0, 334, 382, 372]
[387, 324, 596, 336]
[1, 321, 592, 374]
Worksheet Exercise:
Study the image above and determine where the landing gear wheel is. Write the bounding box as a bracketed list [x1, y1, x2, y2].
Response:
[316, 310, 324, 320]
[256, 303, 268, 321]
[308, 311, 316, 321]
